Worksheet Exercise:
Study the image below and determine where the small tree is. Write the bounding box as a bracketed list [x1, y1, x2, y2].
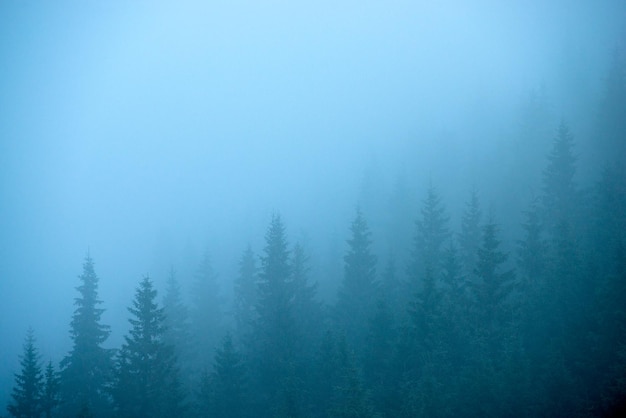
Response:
[7, 329, 43, 418]
[59, 254, 112, 418]
[41, 361, 60, 418]
[112, 276, 184, 418]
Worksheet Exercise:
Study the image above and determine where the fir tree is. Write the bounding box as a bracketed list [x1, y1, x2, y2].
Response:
[59, 254, 112, 418]
[198, 334, 248, 418]
[335, 208, 378, 351]
[7, 329, 43, 418]
[162, 268, 192, 394]
[190, 251, 223, 371]
[542, 122, 578, 232]
[41, 361, 60, 418]
[233, 245, 258, 343]
[458, 189, 482, 278]
[112, 276, 184, 418]
[253, 214, 297, 416]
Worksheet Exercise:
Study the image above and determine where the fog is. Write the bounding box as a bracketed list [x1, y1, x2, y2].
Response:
[1, 1, 625, 416]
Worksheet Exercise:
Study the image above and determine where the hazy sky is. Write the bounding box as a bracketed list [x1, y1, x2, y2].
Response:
[0, 0, 624, 407]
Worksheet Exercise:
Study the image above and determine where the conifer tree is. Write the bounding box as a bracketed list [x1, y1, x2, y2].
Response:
[112, 276, 184, 418]
[41, 361, 60, 418]
[471, 219, 515, 348]
[7, 329, 43, 418]
[197, 334, 248, 418]
[233, 245, 258, 343]
[335, 208, 378, 351]
[190, 251, 223, 371]
[458, 189, 482, 277]
[252, 214, 297, 416]
[59, 254, 112, 418]
[409, 185, 450, 286]
[162, 268, 192, 392]
[542, 122, 578, 232]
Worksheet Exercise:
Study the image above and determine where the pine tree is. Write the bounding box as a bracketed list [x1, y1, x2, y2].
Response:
[112, 276, 184, 418]
[162, 268, 192, 393]
[458, 189, 482, 278]
[197, 334, 248, 418]
[291, 242, 323, 356]
[233, 245, 258, 343]
[471, 219, 515, 348]
[59, 254, 112, 418]
[41, 361, 60, 418]
[335, 208, 378, 352]
[542, 122, 578, 233]
[7, 329, 43, 418]
[252, 214, 297, 416]
[190, 251, 223, 371]
[409, 186, 450, 285]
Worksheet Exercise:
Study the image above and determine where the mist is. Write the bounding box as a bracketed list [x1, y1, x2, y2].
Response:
[1, 0, 625, 416]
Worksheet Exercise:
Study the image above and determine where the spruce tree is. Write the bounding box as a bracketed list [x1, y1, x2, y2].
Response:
[458, 188, 482, 278]
[197, 334, 248, 418]
[253, 214, 297, 416]
[190, 251, 223, 371]
[7, 329, 43, 418]
[41, 361, 60, 418]
[335, 208, 378, 352]
[59, 254, 112, 418]
[162, 268, 192, 394]
[233, 245, 258, 343]
[112, 276, 184, 418]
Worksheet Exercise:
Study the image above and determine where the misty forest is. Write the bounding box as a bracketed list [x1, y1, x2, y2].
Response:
[1, 1, 626, 418]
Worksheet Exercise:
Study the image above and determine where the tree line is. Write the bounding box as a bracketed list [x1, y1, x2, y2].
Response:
[6, 53, 626, 418]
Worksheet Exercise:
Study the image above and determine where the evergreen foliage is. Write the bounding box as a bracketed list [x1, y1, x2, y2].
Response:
[7, 329, 43, 418]
[59, 254, 112, 418]
[112, 276, 184, 418]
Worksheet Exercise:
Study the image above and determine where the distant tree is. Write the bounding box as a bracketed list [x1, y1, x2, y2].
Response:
[471, 219, 515, 350]
[290, 242, 323, 357]
[252, 214, 297, 416]
[190, 251, 223, 371]
[329, 336, 375, 418]
[7, 329, 43, 418]
[335, 208, 378, 352]
[233, 245, 258, 343]
[112, 276, 184, 418]
[458, 189, 482, 278]
[363, 300, 398, 417]
[59, 254, 112, 418]
[596, 50, 626, 168]
[407, 185, 450, 292]
[541, 122, 579, 232]
[197, 334, 248, 418]
[162, 268, 192, 392]
[41, 361, 60, 418]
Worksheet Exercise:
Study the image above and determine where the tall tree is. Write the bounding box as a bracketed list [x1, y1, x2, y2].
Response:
[197, 334, 249, 418]
[190, 251, 223, 371]
[233, 245, 258, 343]
[162, 268, 192, 391]
[41, 361, 60, 418]
[458, 188, 482, 278]
[7, 329, 43, 418]
[335, 208, 378, 352]
[471, 219, 515, 347]
[59, 254, 112, 418]
[112, 276, 184, 418]
[541, 122, 579, 232]
[252, 214, 297, 416]
[408, 185, 450, 288]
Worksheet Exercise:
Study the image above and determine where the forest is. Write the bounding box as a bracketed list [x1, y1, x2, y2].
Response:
[2, 1, 626, 417]
[4, 49, 626, 417]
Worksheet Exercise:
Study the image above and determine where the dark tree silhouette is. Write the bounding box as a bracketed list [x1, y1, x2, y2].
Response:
[59, 254, 112, 418]
[7, 329, 43, 418]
